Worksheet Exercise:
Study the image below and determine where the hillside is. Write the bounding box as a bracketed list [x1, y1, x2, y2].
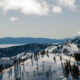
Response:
[0, 40, 80, 80]
[0, 43, 51, 57]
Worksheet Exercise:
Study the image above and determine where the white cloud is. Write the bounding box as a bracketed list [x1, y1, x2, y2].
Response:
[77, 31, 80, 35]
[55, 0, 76, 10]
[52, 6, 62, 14]
[0, 0, 79, 16]
[10, 17, 18, 22]
[0, 0, 49, 15]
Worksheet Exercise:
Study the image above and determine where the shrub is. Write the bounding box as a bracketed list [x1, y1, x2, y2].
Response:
[71, 63, 79, 79]
[0, 64, 4, 73]
[74, 53, 80, 61]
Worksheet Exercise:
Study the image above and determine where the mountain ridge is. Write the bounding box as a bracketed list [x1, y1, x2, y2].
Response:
[0, 37, 72, 44]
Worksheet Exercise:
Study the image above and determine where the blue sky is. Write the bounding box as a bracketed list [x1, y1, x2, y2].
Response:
[0, 0, 80, 39]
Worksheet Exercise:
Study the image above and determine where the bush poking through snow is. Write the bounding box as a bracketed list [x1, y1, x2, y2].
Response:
[0, 64, 4, 73]
[74, 53, 80, 61]
[40, 50, 45, 57]
[64, 60, 80, 79]
[71, 63, 80, 79]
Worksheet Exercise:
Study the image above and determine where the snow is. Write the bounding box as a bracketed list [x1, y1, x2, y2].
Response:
[63, 43, 79, 54]
[52, 42, 79, 55]
[0, 52, 33, 67]
[0, 58, 14, 65]
[0, 42, 80, 80]
[0, 52, 79, 80]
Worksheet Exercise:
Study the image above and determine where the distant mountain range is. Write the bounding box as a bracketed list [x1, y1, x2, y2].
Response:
[0, 36, 80, 58]
[0, 37, 72, 44]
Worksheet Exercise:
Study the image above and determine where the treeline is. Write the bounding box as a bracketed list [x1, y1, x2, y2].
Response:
[0, 44, 50, 58]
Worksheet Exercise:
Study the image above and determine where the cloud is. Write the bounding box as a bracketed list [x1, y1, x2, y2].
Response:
[0, 0, 79, 16]
[52, 6, 62, 14]
[77, 31, 80, 35]
[10, 17, 18, 22]
[55, 0, 76, 11]
[0, 0, 49, 15]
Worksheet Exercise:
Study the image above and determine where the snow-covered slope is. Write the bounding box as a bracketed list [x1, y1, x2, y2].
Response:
[53, 42, 80, 55]
[0, 42, 80, 80]
[0, 52, 33, 66]
[0, 52, 77, 80]
[72, 37, 80, 45]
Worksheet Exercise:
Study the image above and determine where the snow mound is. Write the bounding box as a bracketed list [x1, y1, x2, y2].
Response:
[52, 42, 79, 55]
